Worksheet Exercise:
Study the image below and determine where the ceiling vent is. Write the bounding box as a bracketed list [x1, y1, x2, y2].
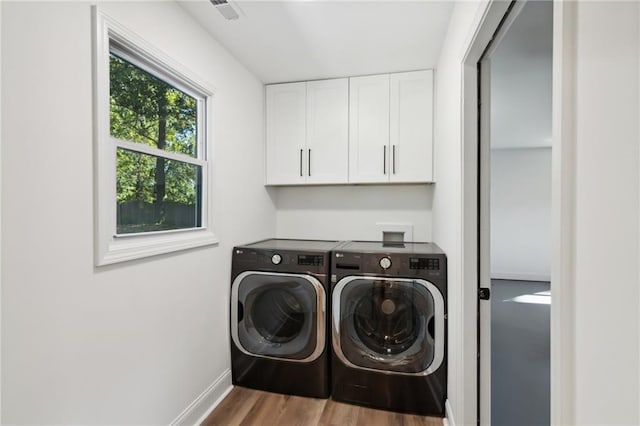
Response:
[210, 0, 240, 20]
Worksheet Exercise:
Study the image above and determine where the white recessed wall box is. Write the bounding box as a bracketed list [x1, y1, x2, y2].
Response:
[377, 223, 414, 243]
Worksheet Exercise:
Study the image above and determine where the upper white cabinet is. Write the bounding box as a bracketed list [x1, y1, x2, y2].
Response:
[265, 82, 306, 185]
[389, 70, 434, 183]
[349, 70, 433, 184]
[266, 70, 434, 185]
[306, 79, 349, 184]
[348, 74, 391, 183]
[265, 79, 348, 185]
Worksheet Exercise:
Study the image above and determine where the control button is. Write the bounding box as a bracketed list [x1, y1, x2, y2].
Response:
[271, 254, 282, 265]
[379, 257, 392, 269]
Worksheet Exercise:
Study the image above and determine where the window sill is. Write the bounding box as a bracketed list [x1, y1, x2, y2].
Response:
[96, 227, 219, 266]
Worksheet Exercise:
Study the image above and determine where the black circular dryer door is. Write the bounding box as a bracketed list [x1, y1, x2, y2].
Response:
[332, 277, 445, 375]
[231, 271, 325, 362]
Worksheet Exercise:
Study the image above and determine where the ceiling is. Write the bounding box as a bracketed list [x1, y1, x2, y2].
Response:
[178, 0, 454, 84]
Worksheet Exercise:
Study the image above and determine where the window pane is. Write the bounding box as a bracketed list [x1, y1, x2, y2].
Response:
[110, 53, 198, 157]
[116, 148, 202, 234]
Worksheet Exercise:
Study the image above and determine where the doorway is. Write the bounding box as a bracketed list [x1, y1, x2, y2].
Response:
[478, 1, 552, 425]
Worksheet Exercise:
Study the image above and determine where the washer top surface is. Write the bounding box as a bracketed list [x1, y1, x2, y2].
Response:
[239, 238, 343, 252]
[339, 241, 445, 254]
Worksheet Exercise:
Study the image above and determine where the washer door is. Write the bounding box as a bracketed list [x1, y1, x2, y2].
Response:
[332, 276, 445, 376]
[232, 271, 325, 362]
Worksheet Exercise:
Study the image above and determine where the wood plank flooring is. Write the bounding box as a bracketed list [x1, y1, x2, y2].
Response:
[202, 387, 443, 426]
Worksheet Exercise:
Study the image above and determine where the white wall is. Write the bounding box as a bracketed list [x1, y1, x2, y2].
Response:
[1, 2, 275, 424]
[490, 1, 552, 150]
[571, 2, 639, 424]
[274, 185, 433, 242]
[432, 2, 487, 425]
[490, 148, 551, 281]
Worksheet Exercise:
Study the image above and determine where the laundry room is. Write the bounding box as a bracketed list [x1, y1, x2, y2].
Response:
[2, 1, 640, 426]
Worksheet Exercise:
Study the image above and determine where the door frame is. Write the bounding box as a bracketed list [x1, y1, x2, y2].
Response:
[477, 2, 527, 424]
[460, 1, 576, 424]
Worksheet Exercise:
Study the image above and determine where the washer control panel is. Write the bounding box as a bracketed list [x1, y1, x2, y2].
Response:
[409, 257, 440, 271]
[332, 251, 444, 278]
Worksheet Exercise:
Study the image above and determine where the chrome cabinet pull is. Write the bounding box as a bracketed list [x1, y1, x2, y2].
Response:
[392, 145, 396, 174]
[308, 149, 311, 176]
[300, 149, 303, 177]
[383, 146, 387, 175]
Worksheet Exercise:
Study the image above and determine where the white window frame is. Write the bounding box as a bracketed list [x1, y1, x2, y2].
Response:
[93, 7, 218, 266]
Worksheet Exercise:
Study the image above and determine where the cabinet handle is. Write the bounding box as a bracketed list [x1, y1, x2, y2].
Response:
[308, 149, 311, 176]
[383, 146, 387, 175]
[392, 145, 396, 174]
[300, 149, 303, 177]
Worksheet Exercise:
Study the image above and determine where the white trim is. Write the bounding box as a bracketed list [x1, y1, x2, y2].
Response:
[0, 0, 3, 420]
[107, 28, 215, 99]
[99, 229, 219, 266]
[459, 2, 515, 425]
[169, 370, 232, 426]
[92, 7, 219, 266]
[490, 273, 551, 283]
[550, 2, 577, 425]
[445, 399, 456, 426]
[478, 31, 493, 426]
[113, 138, 206, 167]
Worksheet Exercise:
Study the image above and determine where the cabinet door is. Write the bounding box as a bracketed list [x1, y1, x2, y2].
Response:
[306, 78, 349, 184]
[389, 70, 434, 183]
[349, 74, 390, 183]
[265, 82, 307, 185]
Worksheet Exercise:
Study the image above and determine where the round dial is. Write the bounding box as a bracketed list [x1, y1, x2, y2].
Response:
[379, 257, 392, 269]
[271, 254, 282, 265]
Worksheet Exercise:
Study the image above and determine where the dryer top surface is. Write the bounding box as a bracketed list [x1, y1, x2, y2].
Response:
[238, 238, 343, 252]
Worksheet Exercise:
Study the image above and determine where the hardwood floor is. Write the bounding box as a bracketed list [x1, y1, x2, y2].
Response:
[202, 387, 443, 426]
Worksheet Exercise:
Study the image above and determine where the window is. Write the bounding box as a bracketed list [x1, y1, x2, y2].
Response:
[94, 8, 217, 265]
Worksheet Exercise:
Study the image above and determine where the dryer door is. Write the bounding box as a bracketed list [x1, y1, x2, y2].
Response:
[232, 271, 325, 362]
[332, 276, 445, 375]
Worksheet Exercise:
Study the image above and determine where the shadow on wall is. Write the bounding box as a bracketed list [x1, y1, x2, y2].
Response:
[274, 184, 434, 210]
[273, 184, 434, 241]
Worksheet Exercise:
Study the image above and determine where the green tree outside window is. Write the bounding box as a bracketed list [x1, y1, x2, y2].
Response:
[110, 53, 201, 234]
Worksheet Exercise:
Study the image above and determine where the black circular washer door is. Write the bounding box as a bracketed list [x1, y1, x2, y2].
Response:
[353, 286, 420, 355]
[337, 277, 438, 374]
[251, 287, 305, 343]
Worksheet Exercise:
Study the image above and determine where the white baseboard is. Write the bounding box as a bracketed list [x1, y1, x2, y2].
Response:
[491, 272, 551, 282]
[170, 369, 232, 426]
[444, 399, 455, 426]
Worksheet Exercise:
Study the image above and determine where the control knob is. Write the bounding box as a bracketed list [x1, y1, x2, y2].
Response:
[271, 254, 282, 265]
[379, 257, 392, 270]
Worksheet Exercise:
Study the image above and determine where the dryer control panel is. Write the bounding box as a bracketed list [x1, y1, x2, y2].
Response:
[298, 254, 324, 266]
[233, 248, 328, 274]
